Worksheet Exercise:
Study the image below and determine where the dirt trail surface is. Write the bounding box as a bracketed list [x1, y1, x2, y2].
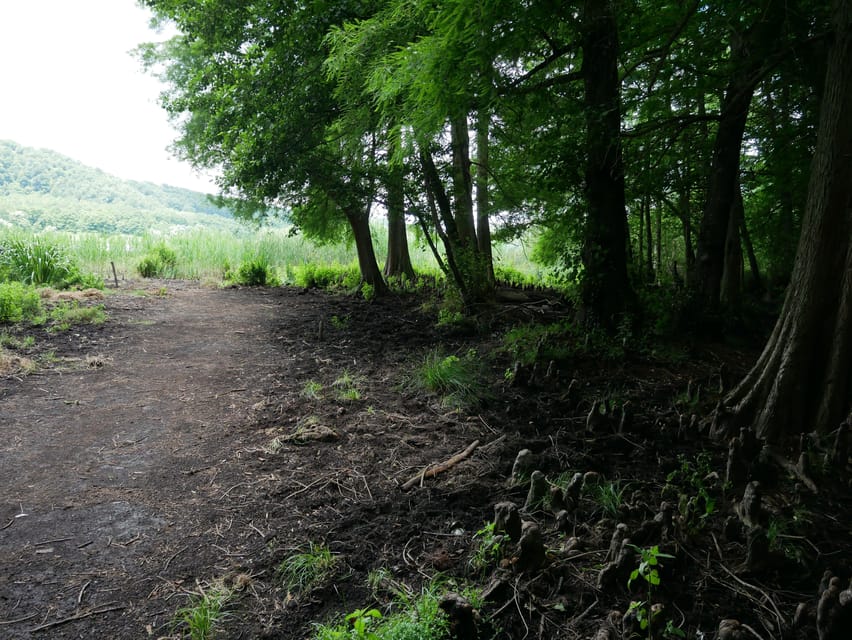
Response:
[1, 283, 500, 639]
[1, 284, 289, 637]
[1, 282, 850, 640]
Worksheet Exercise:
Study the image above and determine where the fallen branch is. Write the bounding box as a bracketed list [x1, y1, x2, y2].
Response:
[0, 613, 38, 626]
[30, 604, 125, 633]
[401, 440, 480, 491]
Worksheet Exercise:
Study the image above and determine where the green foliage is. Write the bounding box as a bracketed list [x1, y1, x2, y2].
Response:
[637, 285, 690, 338]
[664, 453, 718, 532]
[172, 584, 233, 640]
[278, 542, 338, 596]
[227, 254, 281, 287]
[469, 522, 503, 573]
[137, 243, 178, 278]
[0, 235, 82, 287]
[302, 380, 324, 400]
[0, 282, 42, 323]
[415, 349, 488, 408]
[329, 314, 350, 329]
[313, 584, 449, 640]
[0, 332, 35, 349]
[626, 545, 684, 639]
[436, 308, 465, 327]
[48, 302, 106, 331]
[333, 371, 363, 401]
[587, 479, 628, 519]
[502, 319, 629, 368]
[292, 263, 362, 290]
[493, 265, 541, 289]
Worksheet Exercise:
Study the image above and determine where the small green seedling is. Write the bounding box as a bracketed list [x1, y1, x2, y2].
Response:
[627, 545, 684, 639]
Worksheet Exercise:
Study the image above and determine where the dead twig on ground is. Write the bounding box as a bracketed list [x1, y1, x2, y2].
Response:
[0, 613, 38, 626]
[401, 439, 481, 490]
[30, 604, 125, 633]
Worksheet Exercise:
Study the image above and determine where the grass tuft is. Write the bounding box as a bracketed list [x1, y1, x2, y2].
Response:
[415, 349, 488, 408]
[172, 583, 233, 640]
[278, 542, 338, 596]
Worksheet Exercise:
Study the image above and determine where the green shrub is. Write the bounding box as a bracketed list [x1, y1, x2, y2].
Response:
[293, 263, 361, 289]
[137, 244, 178, 278]
[229, 254, 281, 286]
[0, 235, 74, 286]
[0, 282, 42, 323]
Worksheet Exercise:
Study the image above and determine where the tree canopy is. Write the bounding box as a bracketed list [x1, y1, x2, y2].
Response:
[140, 0, 847, 441]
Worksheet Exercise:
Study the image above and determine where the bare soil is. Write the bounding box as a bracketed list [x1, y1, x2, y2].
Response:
[0, 282, 849, 639]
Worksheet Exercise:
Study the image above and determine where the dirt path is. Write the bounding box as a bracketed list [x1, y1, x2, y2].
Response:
[0, 284, 284, 638]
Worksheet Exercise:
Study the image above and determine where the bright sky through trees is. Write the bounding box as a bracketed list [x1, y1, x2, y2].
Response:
[0, 0, 217, 193]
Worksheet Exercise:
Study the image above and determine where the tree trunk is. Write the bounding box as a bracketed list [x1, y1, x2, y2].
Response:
[655, 201, 662, 284]
[637, 197, 645, 274]
[579, 0, 633, 325]
[345, 209, 388, 295]
[450, 115, 477, 248]
[692, 71, 756, 307]
[644, 194, 654, 282]
[726, 0, 852, 445]
[679, 189, 696, 279]
[720, 185, 744, 307]
[419, 147, 473, 305]
[692, 0, 784, 308]
[383, 159, 415, 279]
[740, 207, 763, 292]
[475, 108, 495, 285]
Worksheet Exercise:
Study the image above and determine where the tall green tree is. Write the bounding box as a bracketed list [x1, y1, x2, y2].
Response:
[139, 0, 388, 293]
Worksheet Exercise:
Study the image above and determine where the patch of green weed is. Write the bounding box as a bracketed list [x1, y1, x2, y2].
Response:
[278, 542, 338, 596]
[172, 583, 233, 640]
[0, 282, 42, 323]
[415, 348, 488, 408]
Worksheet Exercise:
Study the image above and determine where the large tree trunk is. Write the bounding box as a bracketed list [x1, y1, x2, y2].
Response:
[691, 71, 756, 307]
[475, 108, 495, 285]
[691, 0, 784, 308]
[450, 115, 478, 248]
[383, 160, 415, 279]
[725, 0, 852, 445]
[579, 0, 633, 325]
[345, 209, 388, 295]
[720, 184, 744, 307]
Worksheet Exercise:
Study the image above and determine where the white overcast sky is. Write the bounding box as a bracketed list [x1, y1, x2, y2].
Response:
[0, 0, 218, 193]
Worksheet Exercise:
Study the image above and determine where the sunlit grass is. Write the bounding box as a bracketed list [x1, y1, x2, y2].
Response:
[6, 224, 545, 286]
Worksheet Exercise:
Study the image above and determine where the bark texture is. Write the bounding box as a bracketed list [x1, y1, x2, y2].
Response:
[475, 108, 495, 285]
[580, 0, 633, 325]
[726, 0, 852, 444]
[383, 162, 415, 279]
[692, 0, 784, 307]
[346, 210, 388, 295]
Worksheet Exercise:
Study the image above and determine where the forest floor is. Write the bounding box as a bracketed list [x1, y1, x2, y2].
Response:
[0, 282, 849, 640]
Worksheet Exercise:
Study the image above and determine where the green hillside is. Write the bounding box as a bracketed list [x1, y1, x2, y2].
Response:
[0, 140, 244, 234]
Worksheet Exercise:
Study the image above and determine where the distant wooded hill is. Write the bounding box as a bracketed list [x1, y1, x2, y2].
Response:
[0, 140, 251, 234]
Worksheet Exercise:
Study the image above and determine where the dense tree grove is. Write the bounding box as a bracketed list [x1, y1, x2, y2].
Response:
[141, 0, 850, 444]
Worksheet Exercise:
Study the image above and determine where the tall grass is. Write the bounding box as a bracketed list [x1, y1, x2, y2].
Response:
[5, 225, 544, 285]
